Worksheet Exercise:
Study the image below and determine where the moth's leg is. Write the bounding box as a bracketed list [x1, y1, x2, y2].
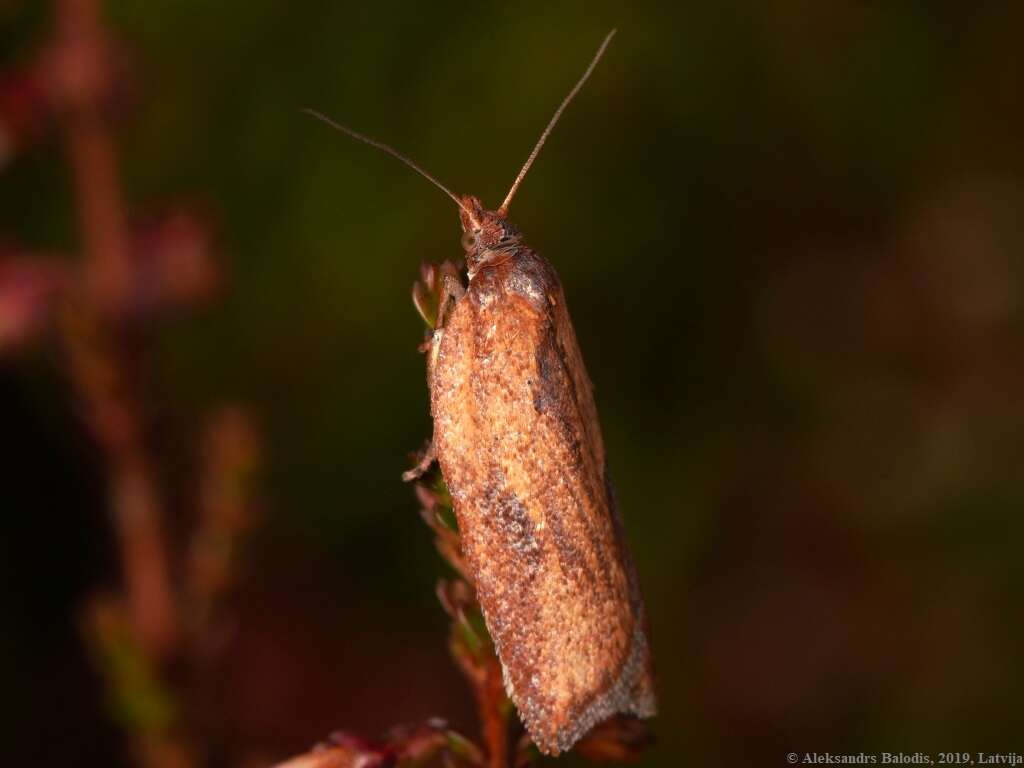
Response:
[402, 440, 436, 482]
[434, 261, 466, 331]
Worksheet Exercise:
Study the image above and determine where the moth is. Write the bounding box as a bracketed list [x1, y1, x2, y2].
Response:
[307, 29, 655, 755]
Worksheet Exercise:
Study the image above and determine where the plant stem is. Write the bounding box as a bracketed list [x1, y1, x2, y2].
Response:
[55, 0, 178, 666]
[477, 654, 509, 768]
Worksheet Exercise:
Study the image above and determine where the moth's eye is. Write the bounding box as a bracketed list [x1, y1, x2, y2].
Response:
[461, 232, 478, 251]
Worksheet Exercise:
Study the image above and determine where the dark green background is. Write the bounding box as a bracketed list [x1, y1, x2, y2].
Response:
[4, 2, 1023, 766]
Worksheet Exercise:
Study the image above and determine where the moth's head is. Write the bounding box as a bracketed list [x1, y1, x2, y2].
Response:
[459, 195, 522, 277]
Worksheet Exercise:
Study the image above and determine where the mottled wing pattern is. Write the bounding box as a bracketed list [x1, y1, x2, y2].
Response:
[429, 249, 655, 755]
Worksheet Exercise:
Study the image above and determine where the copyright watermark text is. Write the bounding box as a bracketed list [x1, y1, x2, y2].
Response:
[786, 754, 1024, 766]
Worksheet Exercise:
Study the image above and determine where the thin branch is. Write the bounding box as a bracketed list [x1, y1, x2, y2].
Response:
[55, 0, 178, 679]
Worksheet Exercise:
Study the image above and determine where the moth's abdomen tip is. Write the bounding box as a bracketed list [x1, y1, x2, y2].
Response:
[518, 620, 657, 755]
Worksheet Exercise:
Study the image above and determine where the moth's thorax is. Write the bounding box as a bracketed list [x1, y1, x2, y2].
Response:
[459, 195, 523, 278]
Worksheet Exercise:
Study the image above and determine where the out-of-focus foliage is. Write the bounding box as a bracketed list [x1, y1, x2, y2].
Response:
[3, 2, 1023, 766]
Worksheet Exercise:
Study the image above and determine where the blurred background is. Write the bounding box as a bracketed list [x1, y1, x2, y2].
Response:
[2, 1, 1023, 766]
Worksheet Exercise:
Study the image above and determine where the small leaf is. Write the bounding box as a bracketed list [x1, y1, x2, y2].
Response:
[129, 208, 219, 313]
[0, 255, 65, 351]
[82, 596, 178, 736]
[412, 262, 440, 328]
[431, 469, 454, 510]
[442, 730, 484, 765]
[274, 721, 484, 768]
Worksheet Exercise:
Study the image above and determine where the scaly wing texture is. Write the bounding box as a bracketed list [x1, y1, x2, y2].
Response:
[429, 250, 655, 755]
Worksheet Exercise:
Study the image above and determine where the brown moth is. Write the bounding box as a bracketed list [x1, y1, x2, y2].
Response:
[307, 29, 655, 755]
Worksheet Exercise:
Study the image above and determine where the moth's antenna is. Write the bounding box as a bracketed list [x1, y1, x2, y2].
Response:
[302, 108, 471, 216]
[498, 29, 616, 216]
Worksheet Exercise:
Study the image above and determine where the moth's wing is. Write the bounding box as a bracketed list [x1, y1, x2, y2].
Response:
[543, 267, 658, 720]
[430, 257, 655, 755]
